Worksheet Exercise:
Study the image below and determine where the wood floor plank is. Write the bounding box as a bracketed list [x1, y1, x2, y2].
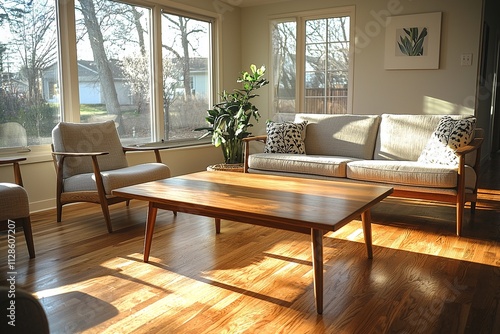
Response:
[1, 154, 499, 333]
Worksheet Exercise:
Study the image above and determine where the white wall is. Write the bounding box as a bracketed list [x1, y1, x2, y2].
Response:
[241, 0, 483, 135]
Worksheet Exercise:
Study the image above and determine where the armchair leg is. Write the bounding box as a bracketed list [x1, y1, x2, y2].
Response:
[22, 217, 35, 259]
[470, 201, 477, 214]
[99, 202, 113, 233]
[56, 201, 63, 222]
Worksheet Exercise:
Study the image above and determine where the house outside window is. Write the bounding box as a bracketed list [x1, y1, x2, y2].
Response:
[271, 6, 354, 115]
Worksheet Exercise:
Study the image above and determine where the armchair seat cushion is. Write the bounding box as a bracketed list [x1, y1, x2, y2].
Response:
[0, 183, 29, 220]
[63, 163, 170, 195]
[249, 153, 358, 178]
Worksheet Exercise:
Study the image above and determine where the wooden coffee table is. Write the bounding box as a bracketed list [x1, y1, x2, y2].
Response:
[112, 171, 393, 314]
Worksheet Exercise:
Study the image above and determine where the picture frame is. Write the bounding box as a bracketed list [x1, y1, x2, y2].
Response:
[384, 12, 442, 70]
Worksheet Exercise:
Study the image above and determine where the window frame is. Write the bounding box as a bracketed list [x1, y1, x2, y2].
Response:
[156, 6, 218, 144]
[270, 6, 355, 114]
[56, 0, 221, 148]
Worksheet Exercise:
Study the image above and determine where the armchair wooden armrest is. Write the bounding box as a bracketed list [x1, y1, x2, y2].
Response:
[123, 146, 166, 163]
[243, 135, 268, 173]
[0, 156, 26, 186]
[51, 151, 109, 157]
[0, 156, 27, 164]
[51, 151, 110, 203]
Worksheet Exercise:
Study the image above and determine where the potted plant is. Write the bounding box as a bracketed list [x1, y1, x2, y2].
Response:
[198, 64, 269, 165]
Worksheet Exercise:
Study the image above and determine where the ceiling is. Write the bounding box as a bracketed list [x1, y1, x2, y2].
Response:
[223, 0, 292, 7]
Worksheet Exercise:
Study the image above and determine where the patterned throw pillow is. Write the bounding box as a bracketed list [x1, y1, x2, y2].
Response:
[418, 116, 476, 166]
[264, 120, 308, 154]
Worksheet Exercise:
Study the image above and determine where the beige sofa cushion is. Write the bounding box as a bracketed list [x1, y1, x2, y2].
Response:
[347, 160, 476, 189]
[294, 114, 381, 159]
[248, 153, 357, 178]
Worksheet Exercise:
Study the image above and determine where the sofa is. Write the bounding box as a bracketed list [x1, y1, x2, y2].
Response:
[243, 114, 484, 236]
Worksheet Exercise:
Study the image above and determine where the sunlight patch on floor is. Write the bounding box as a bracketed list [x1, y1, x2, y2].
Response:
[346, 228, 364, 241]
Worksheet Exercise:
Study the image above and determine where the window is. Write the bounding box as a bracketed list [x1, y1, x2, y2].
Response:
[271, 7, 354, 114]
[161, 11, 212, 141]
[0, 0, 60, 150]
[0, 0, 216, 150]
[74, 1, 213, 145]
[272, 20, 297, 113]
[75, 0, 154, 145]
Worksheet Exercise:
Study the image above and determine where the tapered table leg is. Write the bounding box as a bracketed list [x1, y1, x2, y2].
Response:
[215, 218, 221, 234]
[143, 202, 158, 263]
[361, 210, 373, 259]
[311, 228, 324, 314]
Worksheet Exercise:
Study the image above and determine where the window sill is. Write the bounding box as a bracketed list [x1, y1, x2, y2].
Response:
[0, 145, 53, 164]
[129, 138, 212, 150]
[0, 137, 214, 165]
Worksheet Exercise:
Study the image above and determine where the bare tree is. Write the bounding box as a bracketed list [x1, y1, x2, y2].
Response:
[110, 5, 150, 113]
[272, 21, 296, 99]
[0, 0, 26, 26]
[162, 14, 205, 98]
[8, 0, 56, 102]
[0, 0, 59, 142]
[78, 0, 122, 119]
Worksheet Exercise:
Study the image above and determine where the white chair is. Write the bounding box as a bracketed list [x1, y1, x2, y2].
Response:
[51, 120, 172, 232]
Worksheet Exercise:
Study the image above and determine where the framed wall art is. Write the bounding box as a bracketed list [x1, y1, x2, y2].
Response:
[384, 12, 442, 70]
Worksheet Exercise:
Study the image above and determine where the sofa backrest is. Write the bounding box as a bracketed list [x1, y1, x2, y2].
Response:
[374, 114, 474, 161]
[294, 114, 381, 159]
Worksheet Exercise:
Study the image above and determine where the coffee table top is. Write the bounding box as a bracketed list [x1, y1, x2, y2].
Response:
[112, 171, 393, 232]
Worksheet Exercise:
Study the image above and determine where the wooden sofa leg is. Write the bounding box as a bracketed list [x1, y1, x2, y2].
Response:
[456, 203, 463, 237]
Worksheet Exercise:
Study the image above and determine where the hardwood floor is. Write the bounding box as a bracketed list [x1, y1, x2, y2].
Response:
[1, 153, 499, 333]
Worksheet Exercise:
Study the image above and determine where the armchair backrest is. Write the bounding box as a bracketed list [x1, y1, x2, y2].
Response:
[0, 122, 27, 148]
[52, 121, 128, 178]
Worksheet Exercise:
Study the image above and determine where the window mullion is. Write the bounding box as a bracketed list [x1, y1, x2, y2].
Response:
[297, 16, 305, 113]
[151, 5, 163, 141]
[58, 0, 80, 123]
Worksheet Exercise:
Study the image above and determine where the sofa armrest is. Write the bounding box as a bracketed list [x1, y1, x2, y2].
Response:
[455, 137, 484, 156]
[243, 135, 267, 143]
[243, 135, 267, 173]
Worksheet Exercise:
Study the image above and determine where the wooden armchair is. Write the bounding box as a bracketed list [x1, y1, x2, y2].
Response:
[0, 157, 35, 258]
[51, 121, 172, 233]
